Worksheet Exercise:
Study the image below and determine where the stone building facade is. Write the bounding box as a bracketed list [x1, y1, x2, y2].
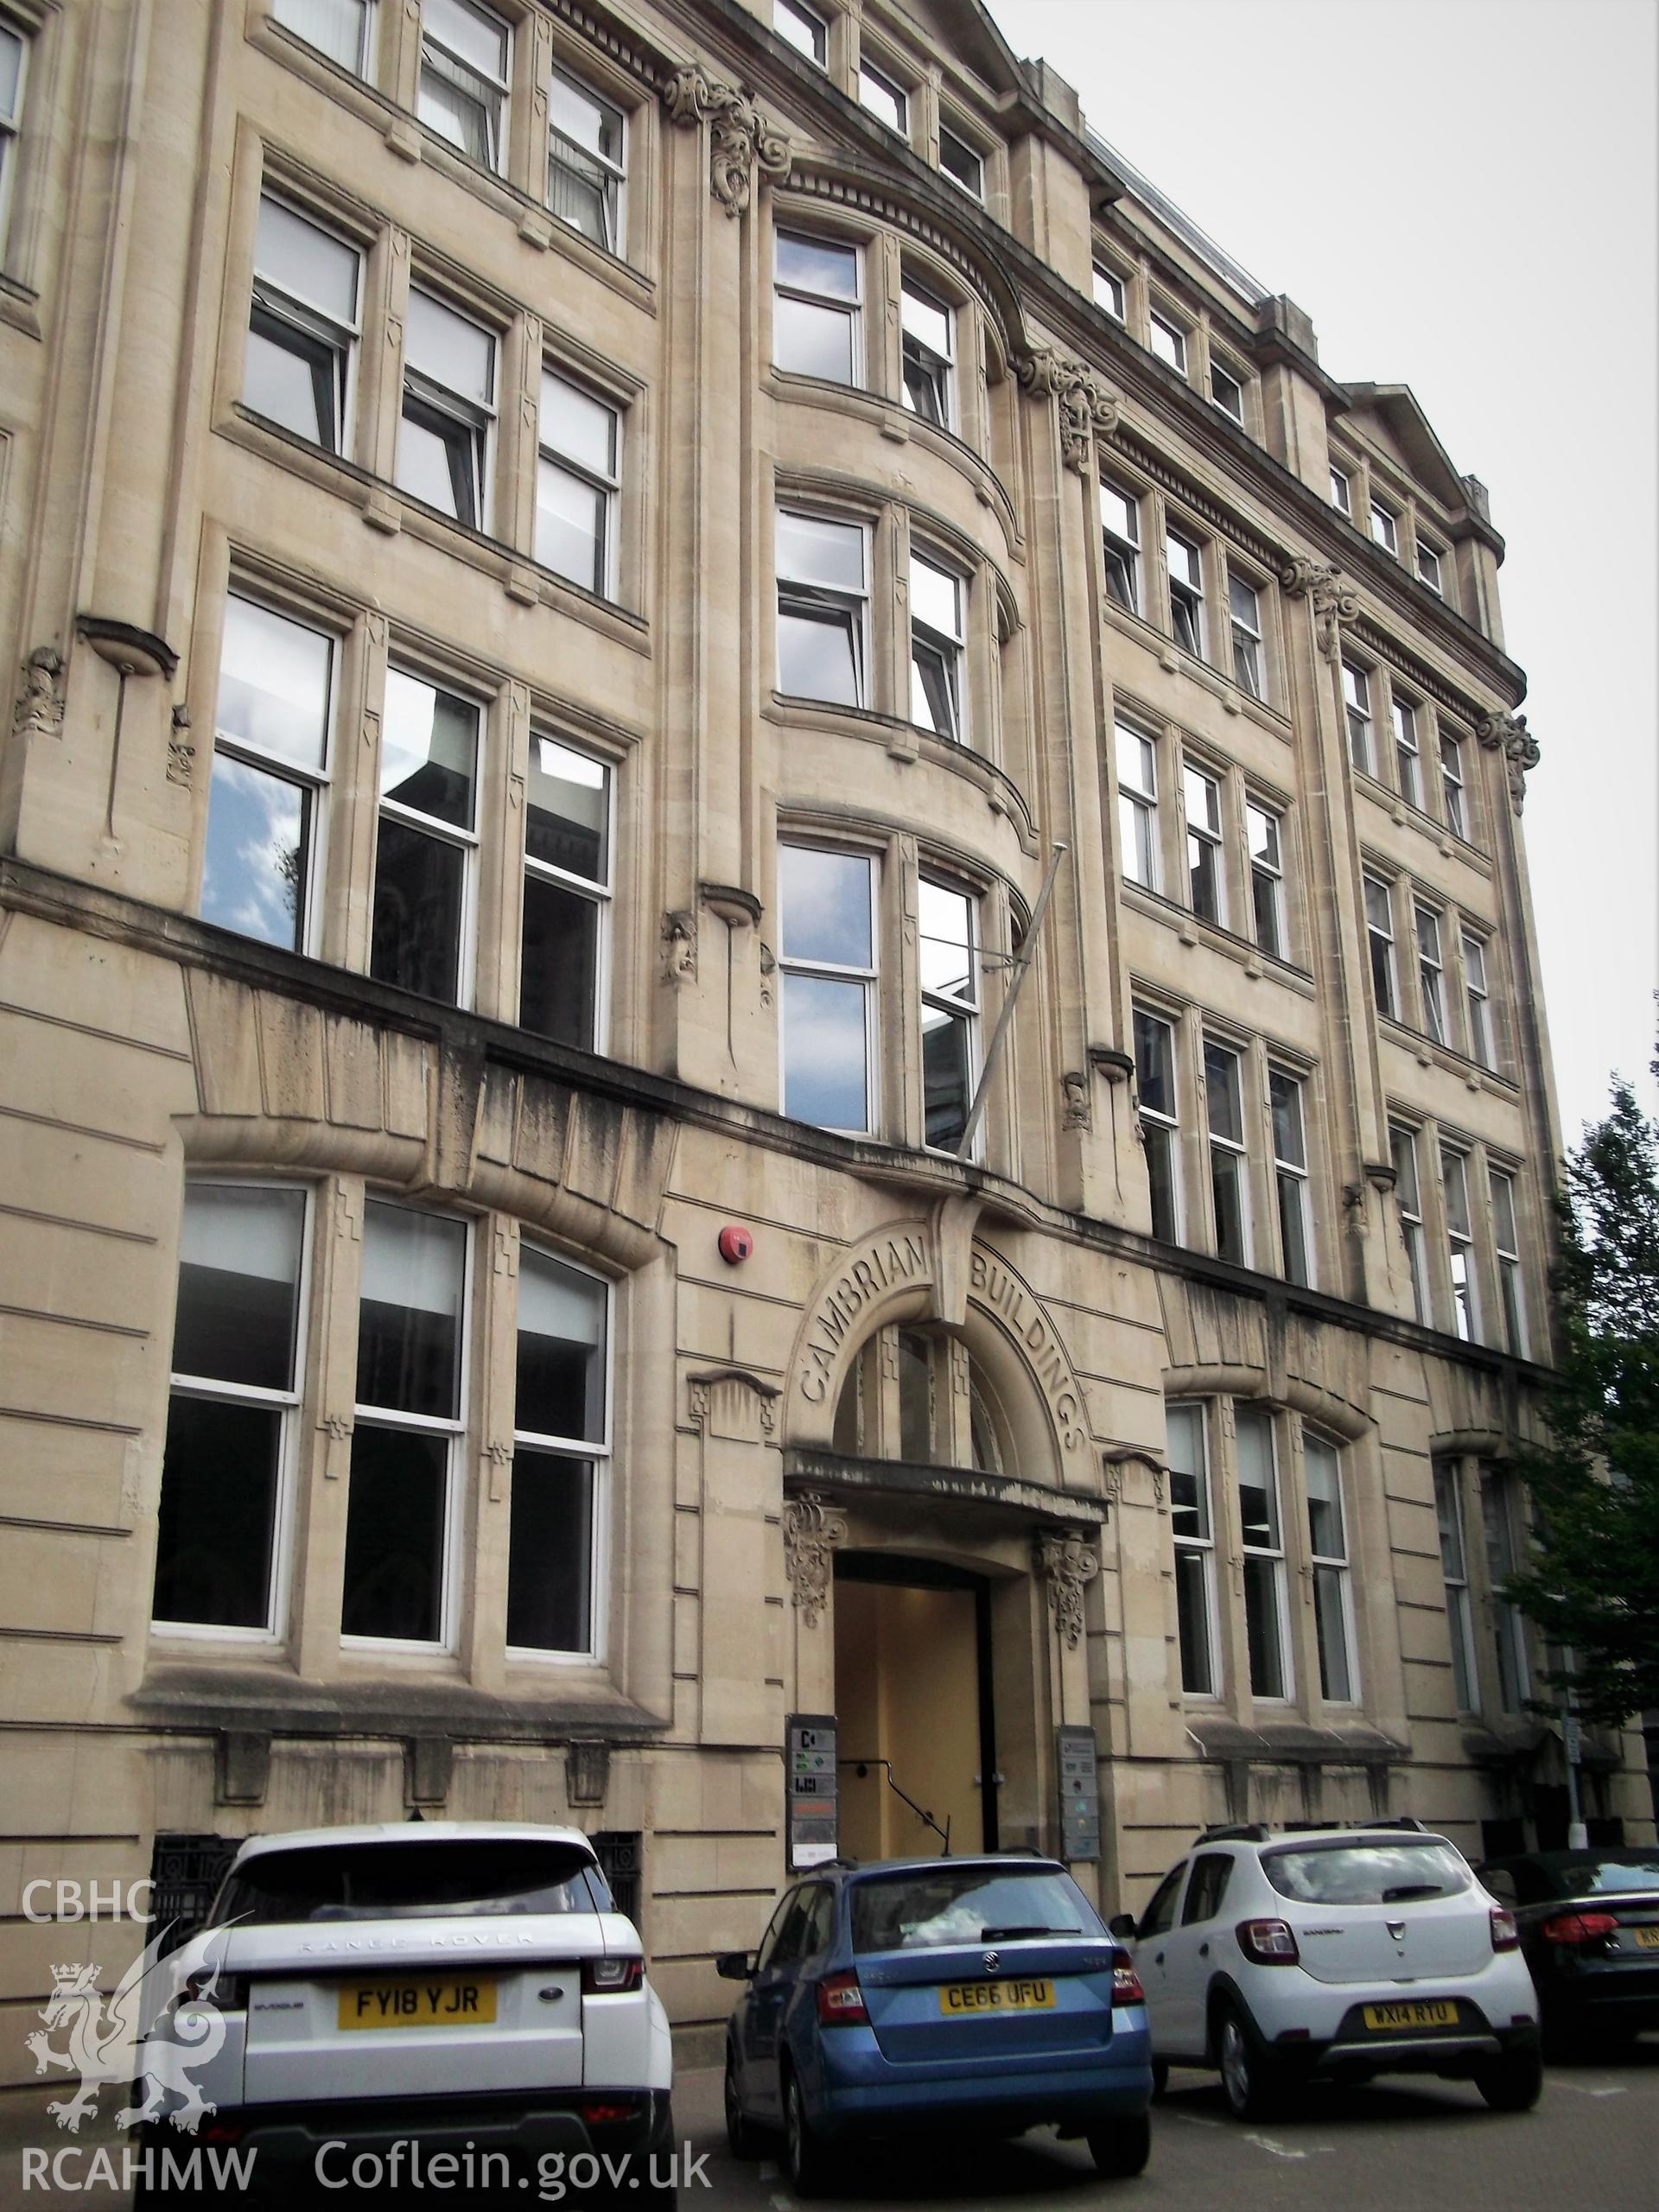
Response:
[0, 0, 1646, 2078]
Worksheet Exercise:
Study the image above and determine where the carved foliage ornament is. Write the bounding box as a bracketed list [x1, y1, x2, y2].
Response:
[782, 1491, 847, 1628]
[1016, 347, 1121, 474]
[1476, 709, 1541, 815]
[1036, 1528, 1100, 1650]
[664, 67, 791, 216]
[1280, 556, 1359, 663]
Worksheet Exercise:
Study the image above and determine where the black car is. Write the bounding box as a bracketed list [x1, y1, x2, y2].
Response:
[1477, 1848, 1659, 2049]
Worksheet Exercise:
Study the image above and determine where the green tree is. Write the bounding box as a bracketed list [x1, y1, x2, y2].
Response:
[1506, 1065, 1659, 1726]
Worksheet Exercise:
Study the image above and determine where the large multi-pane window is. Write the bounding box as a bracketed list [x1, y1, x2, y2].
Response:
[344, 1202, 467, 1644]
[397, 288, 495, 529]
[1228, 574, 1263, 696]
[779, 843, 877, 1132]
[547, 67, 626, 253]
[1204, 1039, 1250, 1265]
[1364, 873, 1398, 1018]
[918, 878, 979, 1153]
[1343, 661, 1374, 774]
[1441, 1143, 1480, 1341]
[1490, 1167, 1529, 1357]
[271, 0, 373, 74]
[1433, 1460, 1478, 1712]
[1134, 1007, 1181, 1243]
[773, 232, 860, 384]
[1463, 932, 1496, 1069]
[153, 1184, 307, 1633]
[1166, 1404, 1217, 1695]
[1246, 802, 1285, 958]
[418, 0, 510, 171]
[1269, 1068, 1313, 1287]
[1393, 696, 1421, 806]
[202, 596, 334, 953]
[1235, 1407, 1288, 1699]
[909, 550, 965, 741]
[1415, 902, 1448, 1044]
[509, 1245, 608, 1655]
[899, 278, 954, 426]
[1166, 531, 1205, 654]
[1303, 1432, 1354, 1701]
[776, 510, 867, 705]
[1481, 1468, 1529, 1712]
[245, 194, 360, 454]
[1390, 1122, 1431, 1323]
[1117, 725, 1160, 890]
[519, 735, 611, 1050]
[536, 371, 620, 597]
[1184, 762, 1224, 924]
[1100, 480, 1141, 613]
[371, 668, 480, 1005]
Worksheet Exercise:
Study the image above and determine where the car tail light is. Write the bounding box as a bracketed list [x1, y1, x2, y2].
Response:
[580, 2098, 643, 2126]
[1236, 1918, 1300, 1966]
[182, 1969, 245, 2009]
[582, 1955, 645, 1993]
[816, 1970, 870, 2027]
[1489, 1907, 1521, 1952]
[1110, 1951, 1144, 2005]
[1541, 1911, 1618, 1946]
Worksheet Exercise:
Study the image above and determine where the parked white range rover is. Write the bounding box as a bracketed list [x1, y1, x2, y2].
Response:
[1113, 1823, 1542, 2119]
[136, 1821, 674, 2197]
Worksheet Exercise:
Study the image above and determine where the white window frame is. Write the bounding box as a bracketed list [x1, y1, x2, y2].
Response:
[1433, 1459, 1479, 1713]
[1441, 1141, 1481, 1342]
[519, 731, 613, 1054]
[1463, 931, 1495, 1069]
[899, 274, 955, 429]
[1210, 356, 1245, 422]
[536, 367, 621, 599]
[857, 57, 908, 137]
[1117, 723, 1160, 893]
[1393, 694, 1422, 807]
[1364, 872, 1398, 1019]
[938, 120, 983, 200]
[397, 286, 496, 532]
[772, 0, 828, 67]
[1091, 259, 1125, 321]
[1269, 1065, 1313, 1287]
[1149, 306, 1188, 376]
[1440, 730, 1468, 838]
[1203, 1036, 1251, 1266]
[152, 1179, 312, 1643]
[1369, 493, 1399, 557]
[270, 0, 375, 77]
[1099, 478, 1141, 613]
[1480, 1467, 1529, 1712]
[246, 192, 362, 455]
[1390, 1122, 1432, 1324]
[1415, 900, 1449, 1045]
[1342, 659, 1374, 774]
[775, 506, 869, 709]
[372, 664, 483, 1011]
[546, 62, 627, 257]
[917, 873, 982, 1159]
[1329, 463, 1351, 514]
[1228, 570, 1263, 696]
[1235, 1405, 1292, 1700]
[1303, 1428, 1357, 1703]
[1133, 1006, 1183, 1244]
[1184, 760, 1225, 925]
[772, 229, 862, 386]
[418, 0, 512, 173]
[1416, 537, 1444, 595]
[1490, 1166, 1529, 1357]
[1166, 1402, 1220, 1697]
[1166, 529, 1205, 657]
[1246, 799, 1285, 960]
[908, 546, 967, 743]
[777, 840, 880, 1135]
[505, 1242, 613, 1664]
[343, 1198, 471, 1654]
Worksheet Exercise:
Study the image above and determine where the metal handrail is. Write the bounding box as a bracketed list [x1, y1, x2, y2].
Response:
[837, 1758, 951, 1854]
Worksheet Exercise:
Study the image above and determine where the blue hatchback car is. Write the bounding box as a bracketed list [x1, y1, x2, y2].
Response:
[717, 1854, 1154, 2195]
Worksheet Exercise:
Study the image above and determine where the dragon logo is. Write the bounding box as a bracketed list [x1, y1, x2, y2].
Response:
[26, 1925, 232, 2136]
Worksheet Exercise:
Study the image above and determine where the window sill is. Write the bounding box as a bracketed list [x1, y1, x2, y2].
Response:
[130, 1656, 667, 1739]
[768, 695, 1040, 856]
[1121, 881, 1315, 995]
[1353, 771, 1493, 870]
[1100, 598, 1292, 738]
[1377, 1014, 1518, 1097]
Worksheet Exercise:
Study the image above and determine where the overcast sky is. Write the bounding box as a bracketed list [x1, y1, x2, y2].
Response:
[983, 0, 1659, 1149]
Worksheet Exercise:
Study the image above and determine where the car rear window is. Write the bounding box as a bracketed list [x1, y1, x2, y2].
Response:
[1262, 1841, 1470, 1906]
[849, 1866, 1100, 1955]
[1541, 1852, 1659, 1897]
[209, 1840, 612, 1925]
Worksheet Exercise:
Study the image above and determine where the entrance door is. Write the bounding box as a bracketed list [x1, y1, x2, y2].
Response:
[832, 1555, 995, 1859]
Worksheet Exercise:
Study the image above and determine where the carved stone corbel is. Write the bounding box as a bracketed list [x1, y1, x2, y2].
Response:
[1036, 1527, 1100, 1650]
[662, 908, 696, 982]
[664, 67, 791, 215]
[1280, 556, 1358, 663]
[688, 1365, 782, 1440]
[1015, 346, 1121, 473]
[1060, 1070, 1091, 1130]
[167, 704, 195, 787]
[12, 645, 64, 743]
[1476, 710, 1541, 815]
[783, 1491, 848, 1628]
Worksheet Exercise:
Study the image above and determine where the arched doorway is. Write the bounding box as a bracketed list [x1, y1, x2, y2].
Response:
[833, 1551, 998, 1859]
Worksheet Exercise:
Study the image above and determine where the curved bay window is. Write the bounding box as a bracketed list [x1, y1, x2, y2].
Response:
[918, 876, 980, 1154]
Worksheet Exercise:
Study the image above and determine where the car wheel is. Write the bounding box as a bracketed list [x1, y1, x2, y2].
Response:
[1086, 2113, 1152, 2178]
[1476, 2045, 1543, 2113]
[1150, 2057, 1170, 2101]
[1217, 2000, 1283, 2121]
[725, 2050, 764, 2159]
[782, 2068, 837, 2199]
